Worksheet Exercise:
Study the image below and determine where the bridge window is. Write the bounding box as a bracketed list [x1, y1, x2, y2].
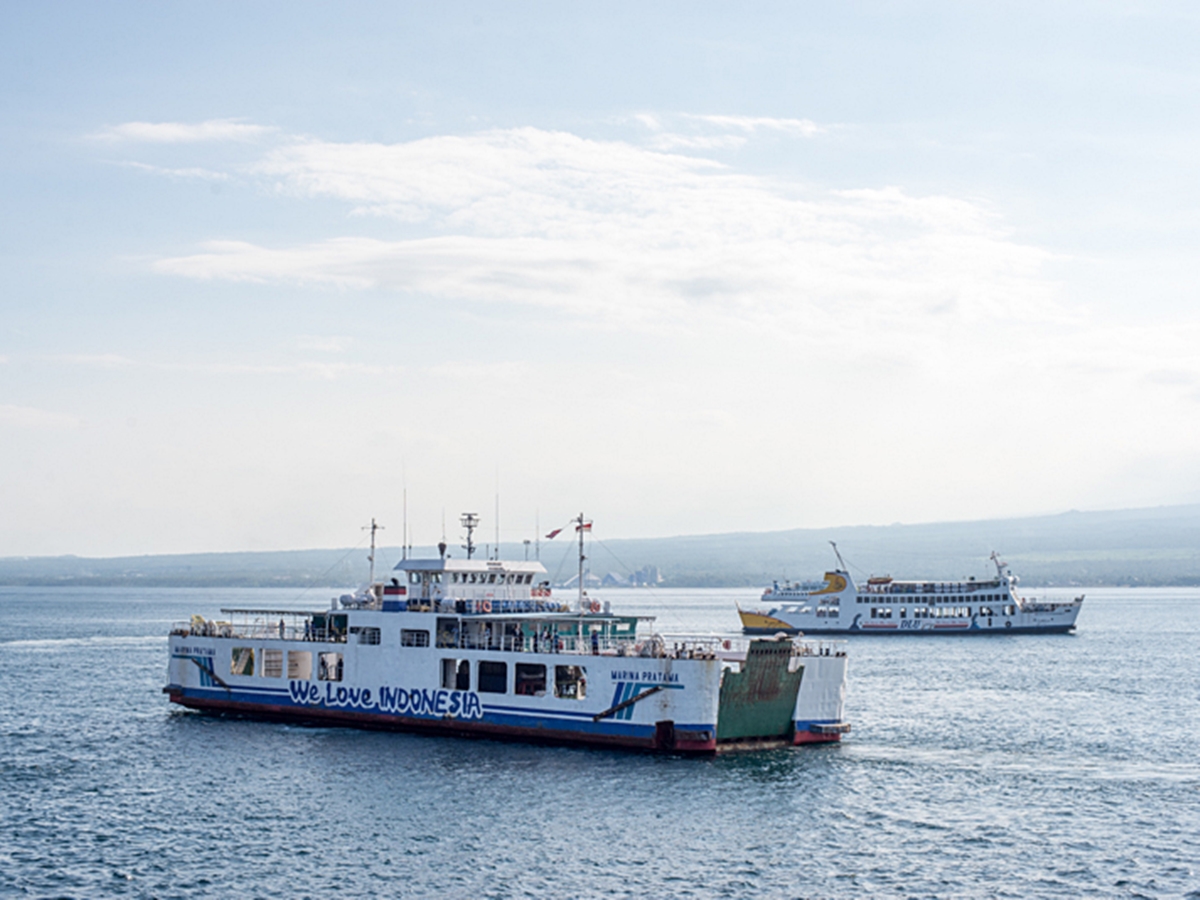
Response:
[287, 650, 312, 680]
[478, 661, 507, 693]
[317, 652, 343, 681]
[401, 629, 430, 648]
[231, 647, 254, 676]
[555, 665, 587, 700]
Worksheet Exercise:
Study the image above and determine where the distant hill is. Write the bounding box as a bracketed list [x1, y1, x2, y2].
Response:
[3, 504, 1200, 588]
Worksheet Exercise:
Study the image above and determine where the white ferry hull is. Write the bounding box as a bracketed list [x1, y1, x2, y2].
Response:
[166, 609, 849, 753]
[167, 632, 723, 752]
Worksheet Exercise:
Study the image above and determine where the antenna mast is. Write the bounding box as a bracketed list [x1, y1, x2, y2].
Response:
[461, 513, 479, 560]
[364, 518, 384, 584]
[575, 512, 591, 608]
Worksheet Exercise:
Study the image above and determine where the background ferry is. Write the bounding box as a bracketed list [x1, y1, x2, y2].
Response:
[739, 545, 1083, 636]
[166, 515, 850, 753]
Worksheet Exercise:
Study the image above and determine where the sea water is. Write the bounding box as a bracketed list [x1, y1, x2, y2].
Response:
[1, 586, 1197, 898]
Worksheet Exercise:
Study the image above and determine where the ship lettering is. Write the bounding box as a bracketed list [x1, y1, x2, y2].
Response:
[377, 685, 483, 719]
[288, 681, 320, 703]
[610, 670, 679, 684]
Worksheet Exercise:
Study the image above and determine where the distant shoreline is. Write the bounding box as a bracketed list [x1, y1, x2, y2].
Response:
[5, 502, 1200, 590]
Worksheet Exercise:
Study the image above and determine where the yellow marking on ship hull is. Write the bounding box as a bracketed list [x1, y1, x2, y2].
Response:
[812, 572, 847, 595]
[737, 610, 795, 631]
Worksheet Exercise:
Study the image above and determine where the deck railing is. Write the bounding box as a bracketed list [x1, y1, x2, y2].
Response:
[172, 619, 848, 660]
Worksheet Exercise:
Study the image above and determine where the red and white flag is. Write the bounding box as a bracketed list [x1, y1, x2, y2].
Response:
[576, 521, 592, 532]
[545, 528, 563, 540]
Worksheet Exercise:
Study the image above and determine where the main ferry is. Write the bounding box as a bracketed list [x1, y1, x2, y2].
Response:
[166, 515, 850, 753]
[739, 545, 1083, 636]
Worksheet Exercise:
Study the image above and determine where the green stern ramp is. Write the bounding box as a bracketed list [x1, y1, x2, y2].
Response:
[716, 639, 804, 742]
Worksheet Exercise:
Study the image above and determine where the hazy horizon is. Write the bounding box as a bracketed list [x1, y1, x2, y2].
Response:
[5, 3, 1200, 557]
[5, 499, 1198, 561]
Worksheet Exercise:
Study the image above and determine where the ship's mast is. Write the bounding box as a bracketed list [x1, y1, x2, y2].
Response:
[576, 512, 588, 607]
[461, 513, 479, 560]
[830, 540, 847, 572]
[364, 518, 384, 584]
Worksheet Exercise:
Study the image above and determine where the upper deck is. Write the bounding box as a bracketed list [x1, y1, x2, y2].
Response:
[857, 577, 1010, 596]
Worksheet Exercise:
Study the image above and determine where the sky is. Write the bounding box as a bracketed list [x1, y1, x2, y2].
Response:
[3, 2, 1200, 556]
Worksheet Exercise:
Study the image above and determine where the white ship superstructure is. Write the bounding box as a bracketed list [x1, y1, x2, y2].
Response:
[740, 547, 1083, 636]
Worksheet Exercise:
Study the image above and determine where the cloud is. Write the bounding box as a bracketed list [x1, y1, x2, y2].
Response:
[48, 354, 138, 368]
[295, 335, 353, 353]
[634, 111, 827, 151]
[150, 127, 1058, 343]
[121, 161, 232, 182]
[680, 113, 827, 137]
[93, 119, 276, 144]
[0, 405, 81, 429]
[35, 351, 396, 380]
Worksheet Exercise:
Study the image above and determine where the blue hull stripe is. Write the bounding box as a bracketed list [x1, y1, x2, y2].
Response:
[170, 687, 712, 740]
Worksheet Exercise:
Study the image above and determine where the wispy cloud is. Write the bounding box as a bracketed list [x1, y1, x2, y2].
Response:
[635, 111, 828, 151]
[48, 354, 138, 368]
[680, 113, 827, 137]
[149, 127, 1057, 341]
[295, 335, 353, 353]
[0, 404, 81, 429]
[34, 351, 399, 381]
[120, 161, 232, 182]
[93, 119, 276, 144]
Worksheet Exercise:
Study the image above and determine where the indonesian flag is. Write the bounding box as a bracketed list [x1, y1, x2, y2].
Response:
[576, 521, 592, 532]
[545, 528, 563, 539]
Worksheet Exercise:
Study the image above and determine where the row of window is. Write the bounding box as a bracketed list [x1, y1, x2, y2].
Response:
[232, 648, 345, 681]
[441, 659, 588, 699]
[407, 571, 536, 586]
[869, 605, 1018, 619]
[228, 646, 588, 699]
[859, 593, 1008, 604]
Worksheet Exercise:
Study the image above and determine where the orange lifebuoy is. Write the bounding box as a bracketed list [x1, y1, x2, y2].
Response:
[481, 599, 492, 613]
[590, 601, 600, 614]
